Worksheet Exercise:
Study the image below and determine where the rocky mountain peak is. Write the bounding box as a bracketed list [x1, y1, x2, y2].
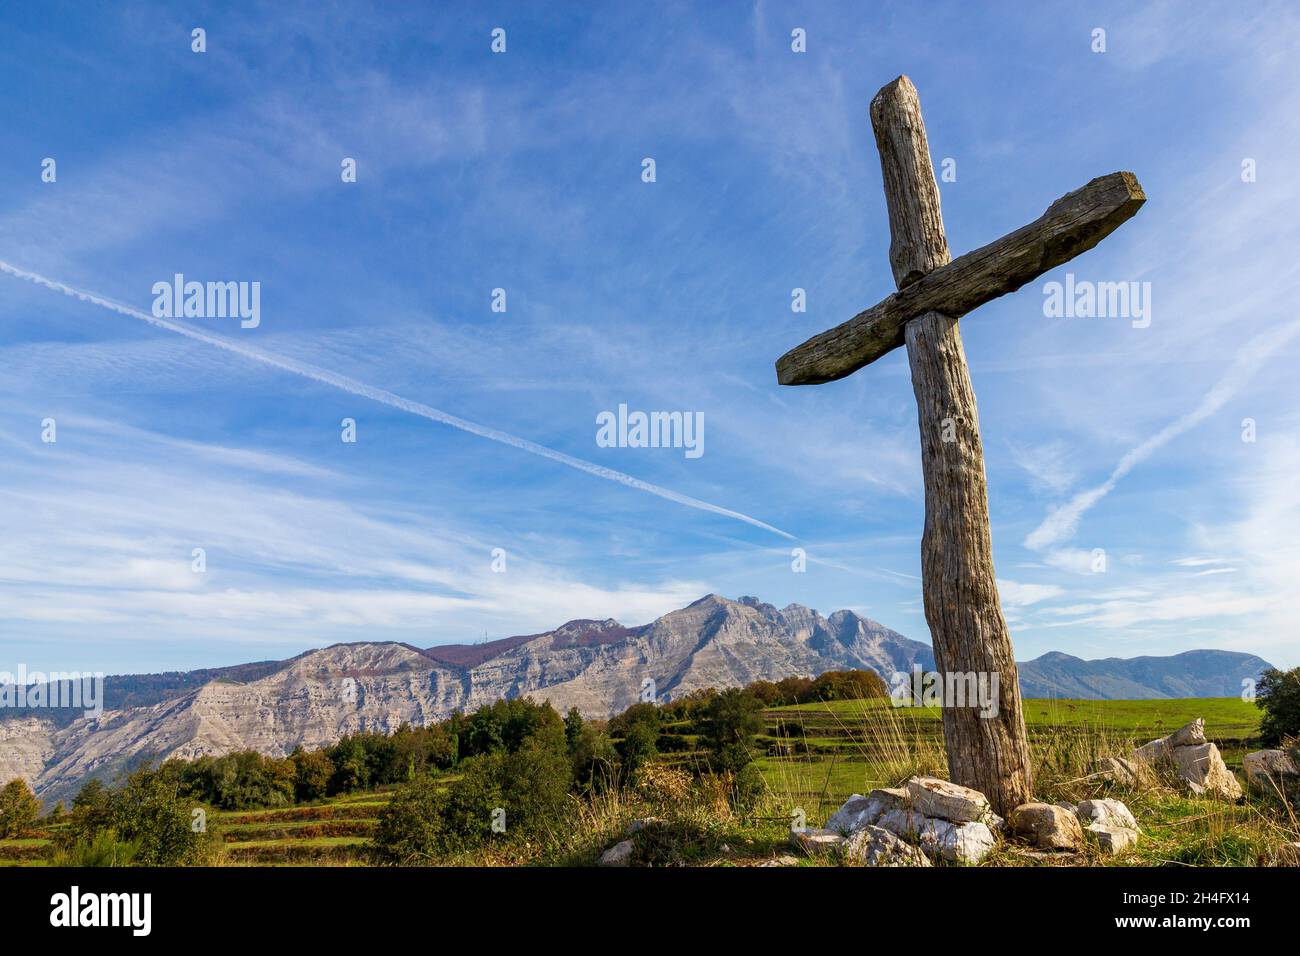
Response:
[0, 593, 1274, 804]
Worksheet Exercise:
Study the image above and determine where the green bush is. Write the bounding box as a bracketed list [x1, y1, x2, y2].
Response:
[370, 722, 573, 863]
[290, 747, 335, 802]
[1257, 668, 1300, 747]
[52, 829, 141, 867]
[570, 724, 617, 793]
[59, 767, 215, 866]
[175, 750, 295, 810]
[368, 774, 449, 864]
[0, 779, 41, 837]
[729, 763, 767, 813]
[698, 688, 765, 772]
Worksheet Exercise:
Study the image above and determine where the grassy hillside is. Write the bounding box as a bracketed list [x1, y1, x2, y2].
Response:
[753, 696, 1260, 821]
[1, 696, 1282, 868]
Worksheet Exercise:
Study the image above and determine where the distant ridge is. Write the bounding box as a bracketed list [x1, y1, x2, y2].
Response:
[1016, 649, 1272, 700]
[0, 594, 1274, 800]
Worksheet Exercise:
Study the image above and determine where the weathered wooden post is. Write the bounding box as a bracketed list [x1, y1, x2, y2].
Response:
[776, 76, 1145, 813]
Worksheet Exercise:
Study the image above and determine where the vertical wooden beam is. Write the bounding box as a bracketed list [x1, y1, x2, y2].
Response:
[870, 75, 1033, 814]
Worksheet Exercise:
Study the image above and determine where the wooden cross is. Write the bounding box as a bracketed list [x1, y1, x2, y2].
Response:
[776, 76, 1145, 814]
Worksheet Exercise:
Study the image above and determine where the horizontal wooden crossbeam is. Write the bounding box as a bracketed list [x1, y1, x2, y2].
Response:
[776, 171, 1146, 385]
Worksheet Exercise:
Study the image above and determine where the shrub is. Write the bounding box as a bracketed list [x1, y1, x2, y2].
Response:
[370, 722, 574, 863]
[52, 830, 141, 868]
[631, 763, 691, 808]
[0, 779, 41, 837]
[698, 688, 765, 772]
[176, 750, 295, 810]
[59, 767, 215, 866]
[290, 748, 335, 802]
[570, 724, 617, 793]
[628, 817, 723, 866]
[369, 774, 448, 864]
[1257, 668, 1300, 747]
[110, 767, 216, 865]
[500, 725, 572, 834]
[729, 763, 767, 814]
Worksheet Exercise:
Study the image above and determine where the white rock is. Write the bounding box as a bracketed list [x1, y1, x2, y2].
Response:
[844, 824, 931, 867]
[920, 819, 997, 865]
[1085, 824, 1138, 854]
[1008, 802, 1083, 851]
[1077, 798, 1139, 832]
[1131, 719, 1243, 801]
[1243, 749, 1299, 798]
[1172, 743, 1243, 800]
[906, 776, 993, 823]
[877, 808, 927, 839]
[1168, 718, 1207, 748]
[824, 786, 910, 835]
[874, 803, 996, 864]
[599, 839, 634, 866]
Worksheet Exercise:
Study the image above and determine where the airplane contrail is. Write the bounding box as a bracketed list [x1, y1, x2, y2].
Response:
[1024, 316, 1300, 552]
[0, 260, 794, 539]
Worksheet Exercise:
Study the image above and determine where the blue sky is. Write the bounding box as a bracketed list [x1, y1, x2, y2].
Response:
[1, 1, 1297, 675]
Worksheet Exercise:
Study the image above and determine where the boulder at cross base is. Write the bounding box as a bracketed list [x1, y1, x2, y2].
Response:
[875, 808, 997, 864]
[1008, 802, 1083, 851]
[877, 808, 928, 839]
[906, 776, 994, 823]
[844, 825, 931, 867]
[919, 819, 997, 865]
[824, 787, 910, 836]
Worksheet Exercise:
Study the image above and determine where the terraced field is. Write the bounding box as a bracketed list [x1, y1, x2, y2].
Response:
[215, 791, 394, 865]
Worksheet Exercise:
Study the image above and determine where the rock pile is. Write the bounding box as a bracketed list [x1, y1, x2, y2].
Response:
[794, 776, 1001, 865]
[1131, 718, 1242, 800]
[793, 772, 1151, 866]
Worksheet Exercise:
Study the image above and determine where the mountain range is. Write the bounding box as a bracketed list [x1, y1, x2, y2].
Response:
[0, 594, 1273, 800]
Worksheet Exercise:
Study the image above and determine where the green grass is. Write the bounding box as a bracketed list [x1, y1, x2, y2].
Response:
[8, 697, 1286, 868]
[766, 696, 1258, 734]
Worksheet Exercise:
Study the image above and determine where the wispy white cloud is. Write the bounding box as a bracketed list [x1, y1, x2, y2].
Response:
[1025, 318, 1300, 552]
[0, 259, 793, 540]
